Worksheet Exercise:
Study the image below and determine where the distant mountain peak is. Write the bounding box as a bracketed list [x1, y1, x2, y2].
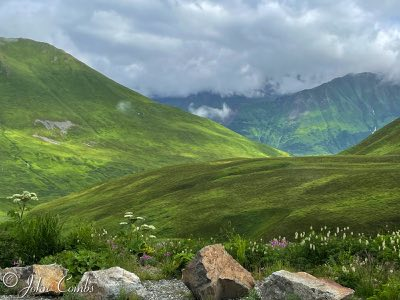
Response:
[156, 71, 400, 155]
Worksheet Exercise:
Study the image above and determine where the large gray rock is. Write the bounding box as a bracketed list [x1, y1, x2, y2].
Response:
[0, 264, 67, 297]
[182, 244, 255, 300]
[259, 270, 355, 300]
[77, 267, 148, 300]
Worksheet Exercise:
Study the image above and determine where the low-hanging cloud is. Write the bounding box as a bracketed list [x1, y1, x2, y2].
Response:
[188, 102, 233, 123]
[116, 101, 132, 112]
[1, 0, 400, 96]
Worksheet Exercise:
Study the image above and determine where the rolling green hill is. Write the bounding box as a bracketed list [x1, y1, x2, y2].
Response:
[34, 155, 400, 239]
[157, 73, 400, 155]
[0, 37, 286, 208]
[342, 118, 400, 155]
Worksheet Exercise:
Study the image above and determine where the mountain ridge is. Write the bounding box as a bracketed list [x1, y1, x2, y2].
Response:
[0, 37, 286, 208]
[156, 72, 400, 155]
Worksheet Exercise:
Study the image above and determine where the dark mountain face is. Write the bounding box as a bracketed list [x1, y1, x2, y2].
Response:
[155, 73, 400, 155]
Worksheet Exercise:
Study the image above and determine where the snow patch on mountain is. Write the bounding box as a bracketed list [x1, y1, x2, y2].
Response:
[33, 135, 60, 145]
[34, 120, 75, 134]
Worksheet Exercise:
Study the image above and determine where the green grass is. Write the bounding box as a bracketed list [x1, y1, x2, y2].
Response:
[342, 118, 400, 155]
[33, 155, 400, 239]
[0, 38, 286, 210]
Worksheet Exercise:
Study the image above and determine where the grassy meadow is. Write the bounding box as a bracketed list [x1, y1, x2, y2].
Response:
[32, 155, 400, 240]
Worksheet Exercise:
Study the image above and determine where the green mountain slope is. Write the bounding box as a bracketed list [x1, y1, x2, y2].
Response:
[0, 38, 286, 204]
[34, 155, 400, 239]
[157, 73, 400, 155]
[343, 118, 400, 155]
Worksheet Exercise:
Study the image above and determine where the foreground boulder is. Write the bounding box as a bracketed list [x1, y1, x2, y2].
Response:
[77, 267, 148, 299]
[259, 270, 355, 300]
[0, 264, 67, 296]
[182, 244, 255, 300]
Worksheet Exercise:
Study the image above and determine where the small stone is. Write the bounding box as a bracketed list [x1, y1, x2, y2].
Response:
[259, 270, 355, 300]
[182, 244, 255, 300]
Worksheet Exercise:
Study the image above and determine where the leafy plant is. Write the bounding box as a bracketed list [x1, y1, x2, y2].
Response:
[7, 191, 38, 222]
[368, 276, 400, 299]
[41, 250, 108, 285]
[225, 234, 248, 267]
[118, 212, 156, 255]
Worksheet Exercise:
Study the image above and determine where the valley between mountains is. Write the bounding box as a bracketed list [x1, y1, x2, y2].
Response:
[0, 37, 399, 238]
[1, 37, 400, 300]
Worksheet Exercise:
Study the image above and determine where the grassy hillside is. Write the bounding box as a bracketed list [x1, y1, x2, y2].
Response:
[159, 73, 400, 155]
[0, 38, 286, 207]
[34, 155, 400, 239]
[342, 118, 400, 155]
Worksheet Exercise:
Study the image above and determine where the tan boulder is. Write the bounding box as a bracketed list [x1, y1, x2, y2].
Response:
[0, 264, 67, 296]
[182, 244, 255, 300]
[259, 270, 355, 300]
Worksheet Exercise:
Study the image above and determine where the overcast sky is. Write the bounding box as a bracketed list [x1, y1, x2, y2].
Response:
[1, 0, 400, 97]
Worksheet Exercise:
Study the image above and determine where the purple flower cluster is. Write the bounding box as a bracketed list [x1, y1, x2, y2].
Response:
[141, 254, 152, 260]
[164, 252, 172, 257]
[270, 238, 288, 248]
[140, 253, 153, 265]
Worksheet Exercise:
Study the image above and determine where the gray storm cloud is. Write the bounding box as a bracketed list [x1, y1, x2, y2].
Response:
[1, 0, 400, 96]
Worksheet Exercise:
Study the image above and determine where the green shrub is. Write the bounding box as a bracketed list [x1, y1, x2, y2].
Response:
[226, 234, 248, 267]
[368, 276, 400, 299]
[0, 222, 20, 268]
[41, 250, 108, 285]
[65, 223, 107, 251]
[16, 213, 63, 264]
